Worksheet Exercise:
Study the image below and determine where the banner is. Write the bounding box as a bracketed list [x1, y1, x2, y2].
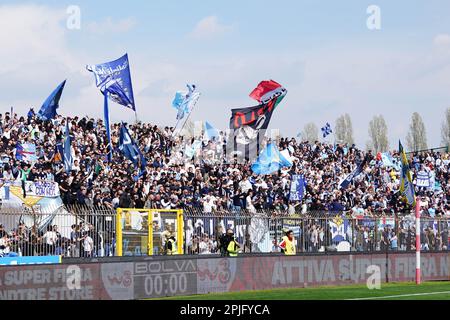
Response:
[416, 170, 431, 188]
[328, 216, 350, 243]
[289, 174, 306, 201]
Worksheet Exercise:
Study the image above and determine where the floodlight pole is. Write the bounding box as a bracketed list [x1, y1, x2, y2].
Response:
[415, 196, 421, 285]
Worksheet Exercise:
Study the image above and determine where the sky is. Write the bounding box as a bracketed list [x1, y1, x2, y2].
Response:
[1, 0, 450, 149]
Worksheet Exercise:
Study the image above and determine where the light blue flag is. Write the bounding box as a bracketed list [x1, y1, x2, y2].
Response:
[381, 152, 400, 170]
[37, 80, 66, 121]
[64, 122, 72, 173]
[172, 84, 200, 120]
[251, 143, 292, 175]
[204, 121, 220, 141]
[87, 54, 136, 111]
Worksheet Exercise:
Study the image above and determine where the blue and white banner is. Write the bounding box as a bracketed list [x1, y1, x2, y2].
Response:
[416, 170, 431, 188]
[87, 54, 136, 111]
[328, 216, 349, 243]
[289, 174, 306, 201]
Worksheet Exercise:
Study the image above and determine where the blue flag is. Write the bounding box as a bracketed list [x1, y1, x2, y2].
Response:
[37, 80, 66, 121]
[340, 157, 367, 189]
[119, 123, 147, 173]
[251, 143, 292, 175]
[172, 84, 200, 120]
[87, 54, 136, 111]
[104, 93, 113, 162]
[321, 122, 332, 138]
[64, 122, 72, 173]
[290, 175, 307, 201]
[204, 121, 220, 141]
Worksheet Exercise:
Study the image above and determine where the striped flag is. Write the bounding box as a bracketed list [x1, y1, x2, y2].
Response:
[399, 140, 416, 206]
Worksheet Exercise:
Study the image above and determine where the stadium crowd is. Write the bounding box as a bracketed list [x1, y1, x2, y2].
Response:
[0, 109, 449, 218]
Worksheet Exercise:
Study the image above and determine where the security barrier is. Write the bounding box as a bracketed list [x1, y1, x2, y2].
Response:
[1, 204, 449, 258]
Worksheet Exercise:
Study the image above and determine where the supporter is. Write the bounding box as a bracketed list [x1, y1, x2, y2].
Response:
[2, 110, 450, 257]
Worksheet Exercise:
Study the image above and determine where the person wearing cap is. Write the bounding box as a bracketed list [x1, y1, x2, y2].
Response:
[226, 230, 241, 257]
[279, 229, 296, 255]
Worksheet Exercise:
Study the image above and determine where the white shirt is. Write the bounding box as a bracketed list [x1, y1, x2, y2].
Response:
[44, 231, 57, 245]
[83, 236, 94, 252]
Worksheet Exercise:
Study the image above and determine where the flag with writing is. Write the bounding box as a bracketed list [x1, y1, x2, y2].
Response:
[87, 54, 136, 111]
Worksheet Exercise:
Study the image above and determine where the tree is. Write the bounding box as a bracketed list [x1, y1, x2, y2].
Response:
[406, 112, 428, 152]
[441, 107, 450, 148]
[301, 123, 318, 142]
[367, 115, 389, 152]
[335, 113, 354, 145]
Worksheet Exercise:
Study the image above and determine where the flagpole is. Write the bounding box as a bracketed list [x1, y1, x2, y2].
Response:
[415, 196, 421, 285]
[175, 93, 201, 138]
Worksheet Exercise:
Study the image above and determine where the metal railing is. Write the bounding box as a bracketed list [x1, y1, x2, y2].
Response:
[0, 204, 116, 258]
[183, 209, 450, 255]
[1, 205, 449, 258]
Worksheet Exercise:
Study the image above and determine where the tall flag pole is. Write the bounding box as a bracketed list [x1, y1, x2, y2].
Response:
[415, 196, 421, 285]
[63, 119, 73, 173]
[399, 140, 419, 283]
[104, 92, 113, 162]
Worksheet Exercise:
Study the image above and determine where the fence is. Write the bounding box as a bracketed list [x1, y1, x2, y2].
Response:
[0, 205, 449, 258]
[183, 208, 450, 255]
[0, 204, 116, 258]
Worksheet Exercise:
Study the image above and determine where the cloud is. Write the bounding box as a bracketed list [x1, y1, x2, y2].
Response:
[188, 16, 234, 40]
[86, 17, 137, 35]
[433, 34, 450, 47]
